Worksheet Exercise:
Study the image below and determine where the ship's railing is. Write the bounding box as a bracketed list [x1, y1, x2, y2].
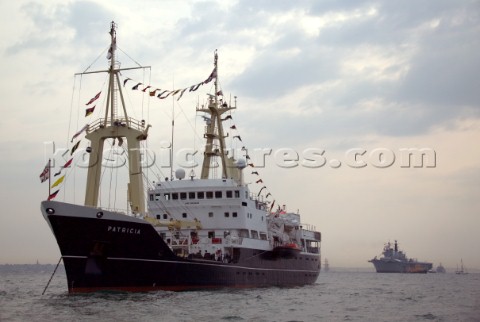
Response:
[301, 223, 317, 232]
[87, 117, 147, 133]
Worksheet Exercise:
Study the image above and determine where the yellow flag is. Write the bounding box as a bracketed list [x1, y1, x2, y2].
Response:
[51, 175, 65, 188]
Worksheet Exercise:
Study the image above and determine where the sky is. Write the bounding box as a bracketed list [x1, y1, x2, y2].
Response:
[0, 0, 479, 270]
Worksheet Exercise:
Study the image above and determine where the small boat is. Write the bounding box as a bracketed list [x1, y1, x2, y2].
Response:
[369, 240, 432, 273]
[455, 259, 468, 274]
[324, 258, 329, 272]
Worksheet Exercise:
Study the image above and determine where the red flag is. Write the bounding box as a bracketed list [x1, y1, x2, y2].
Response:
[63, 158, 73, 169]
[39, 162, 50, 183]
[48, 190, 59, 201]
[86, 91, 101, 105]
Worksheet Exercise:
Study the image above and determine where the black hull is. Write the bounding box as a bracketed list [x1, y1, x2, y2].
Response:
[41, 201, 320, 292]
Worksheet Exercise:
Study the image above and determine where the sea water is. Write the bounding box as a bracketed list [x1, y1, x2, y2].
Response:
[1, 265, 479, 321]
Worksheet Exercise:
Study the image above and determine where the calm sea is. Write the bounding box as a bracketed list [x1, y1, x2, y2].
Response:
[1, 265, 479, 321]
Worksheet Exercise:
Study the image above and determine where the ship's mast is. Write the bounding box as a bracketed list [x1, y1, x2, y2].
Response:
[197, 51, 242, 182]
[82, 21, 151, 214]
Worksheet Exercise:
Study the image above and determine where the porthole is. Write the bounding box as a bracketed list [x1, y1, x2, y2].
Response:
[46, 208, 55, 214]
[96, 211, 104, 218]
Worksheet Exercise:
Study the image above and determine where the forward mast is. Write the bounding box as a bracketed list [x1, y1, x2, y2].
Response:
[82, 21, 150, 214]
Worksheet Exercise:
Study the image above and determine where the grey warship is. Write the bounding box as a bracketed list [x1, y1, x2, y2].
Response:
[369, 240, 432, 273]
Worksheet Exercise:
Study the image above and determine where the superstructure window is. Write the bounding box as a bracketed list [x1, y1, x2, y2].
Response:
[206, 191, 213, 199]
[163, 214, 168, 219]
[239, 229, 249, 238]
[172, 193, 178, 200]
[215, 191, 222, 198]
[208, 212, 214, 218]
[189, 192, 196, 199]
[182, 213, 187, 218]
[260, 232, 267, 240]
[234, 190, 240, 198]
[155, 194, 161, 201]
[149, 194, 154, 201]
[226, 191, 233, 198]
[180, 192, 187, 200]
[224, 212, 230, 218]
[198, 191, 204, 199]
[156, 214, 161, 219]
[164, 193, 170, 200]
[232, 212, 237, 218]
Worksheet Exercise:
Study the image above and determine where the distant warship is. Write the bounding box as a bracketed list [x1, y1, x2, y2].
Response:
[369, 240, 432, 273]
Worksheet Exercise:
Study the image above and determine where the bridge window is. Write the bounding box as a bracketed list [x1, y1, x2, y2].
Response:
[197, 191, 204, 199]
[226, 191, 233, 198]
[206, 191, 213, 199]
[215, 191, 222, 198]
[260, 232, 267, 240]
[251, 230, 259, 239]
[189, 192, 196, 199]
[164, 193, 170, 200]
[180, 192, 187, 200]
[172, 193, 178, 200]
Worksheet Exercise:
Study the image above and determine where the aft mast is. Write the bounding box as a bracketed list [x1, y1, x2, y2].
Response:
[83, 21, 150, 214]
[197, 51, 242, 182]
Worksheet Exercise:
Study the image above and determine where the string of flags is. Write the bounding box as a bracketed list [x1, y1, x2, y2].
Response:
[222, 113, 279, 213]
[124, 65, 217, 102]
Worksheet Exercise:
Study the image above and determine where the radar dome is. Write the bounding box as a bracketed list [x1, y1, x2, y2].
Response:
[175, 168, 186, 180]
[236, 158, 247, 169]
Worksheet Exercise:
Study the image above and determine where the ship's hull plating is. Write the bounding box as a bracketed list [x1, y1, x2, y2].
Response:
[41, 201, 320, 292]
[370, 259, 432, 273]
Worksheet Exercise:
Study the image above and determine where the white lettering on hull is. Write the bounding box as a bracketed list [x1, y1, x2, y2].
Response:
[107, 225, 141, 235]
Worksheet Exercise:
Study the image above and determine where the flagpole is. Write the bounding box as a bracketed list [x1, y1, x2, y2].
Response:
[48, 158, 51, 197]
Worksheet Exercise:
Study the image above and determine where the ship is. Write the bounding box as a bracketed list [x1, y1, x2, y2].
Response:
[436, 263, 446, 273]
[369, 240, 432, 273]
[40, 22, 321, 293]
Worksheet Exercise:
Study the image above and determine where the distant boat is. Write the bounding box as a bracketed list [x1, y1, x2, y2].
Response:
[369, 240, 432, 273]
[324, 258, 329, 272]
[435, 263, 446, 273]
[455, 259, 468, 274]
